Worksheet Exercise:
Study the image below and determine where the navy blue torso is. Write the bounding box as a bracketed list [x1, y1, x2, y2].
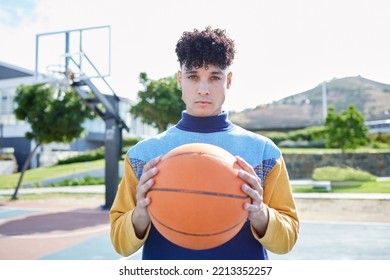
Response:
[142, 222, 268, 260]
[141, 112, 269, 260]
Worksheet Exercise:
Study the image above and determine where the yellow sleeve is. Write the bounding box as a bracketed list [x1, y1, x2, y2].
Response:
[109, 156, 150, 257]
[251, 156, 299, 254]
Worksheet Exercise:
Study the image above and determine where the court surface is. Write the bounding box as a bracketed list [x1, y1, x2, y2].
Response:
[1, 204, 389, 260]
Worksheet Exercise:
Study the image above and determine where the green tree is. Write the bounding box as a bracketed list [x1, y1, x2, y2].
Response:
[324, 105, 369, 153]
[12, 83, 93, 199]
[130, 72, 185, 132]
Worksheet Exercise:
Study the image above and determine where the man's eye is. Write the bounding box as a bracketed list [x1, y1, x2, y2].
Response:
[211, 76, 221, 80]
[187, 75, 197, 80]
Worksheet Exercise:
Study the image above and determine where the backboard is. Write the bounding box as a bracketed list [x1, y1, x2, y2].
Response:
[34, 25, 111, 81]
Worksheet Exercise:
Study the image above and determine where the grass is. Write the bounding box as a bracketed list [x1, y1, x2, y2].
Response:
[292, 180, 390, 193]
[312, 166, 377, 181]
[0, 159, 105, 189]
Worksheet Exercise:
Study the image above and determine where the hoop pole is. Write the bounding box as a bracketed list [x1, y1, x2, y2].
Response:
[79, 30, 83, 71]
[65, 32, 70, 70]
[34, 34, 39, 79]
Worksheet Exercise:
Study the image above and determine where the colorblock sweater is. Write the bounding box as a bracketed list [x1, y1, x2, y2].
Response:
[110, 112, 299, 260]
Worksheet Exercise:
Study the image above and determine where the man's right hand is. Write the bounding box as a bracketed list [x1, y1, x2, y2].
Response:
[132, 155, 163, 239]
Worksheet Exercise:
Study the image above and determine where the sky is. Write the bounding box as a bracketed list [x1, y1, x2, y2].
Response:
[1, 0, 390, 112]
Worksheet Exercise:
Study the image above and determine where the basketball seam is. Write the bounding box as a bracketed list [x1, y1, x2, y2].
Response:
[149, 210, 248, 237]
[163, 151, 232, 164]
[149, 187, 249, 199]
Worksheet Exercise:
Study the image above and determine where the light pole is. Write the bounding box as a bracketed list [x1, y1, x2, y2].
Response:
[322, 81, 327, 122]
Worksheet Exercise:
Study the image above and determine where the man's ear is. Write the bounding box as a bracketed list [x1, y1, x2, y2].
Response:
[227, 71, 233, 89]
[177, 70, 182, 89]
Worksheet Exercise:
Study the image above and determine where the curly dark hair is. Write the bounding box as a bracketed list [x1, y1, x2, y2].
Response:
[175, 26, 235, 70]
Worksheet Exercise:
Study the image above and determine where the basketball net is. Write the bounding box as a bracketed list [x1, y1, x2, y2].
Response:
[46, 64, 73, 93]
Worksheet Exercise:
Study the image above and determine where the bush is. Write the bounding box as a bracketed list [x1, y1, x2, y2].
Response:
[256, 131, 289, 144]
[279, 139, 325, 148]
[122, 137, 142, 155]
[257, 126, 326, 146]
[288, 126, 326, 142]
[50, 176, 105, 186]
[57, 137, 141, 165]
[312, 166, 377, 181]
[0, 153, 15, 161]
[123, 137, 142, 147]
[57, 149, 105, 165]
[369, 132, 390, 144]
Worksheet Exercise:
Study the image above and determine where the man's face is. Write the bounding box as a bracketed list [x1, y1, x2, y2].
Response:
[177, 64, 232, 117]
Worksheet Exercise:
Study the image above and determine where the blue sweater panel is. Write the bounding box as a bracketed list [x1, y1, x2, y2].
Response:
[127, 112, 281, 260]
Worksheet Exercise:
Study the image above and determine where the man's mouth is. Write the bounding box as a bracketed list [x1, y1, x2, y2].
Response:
[195, 100, 212, 105]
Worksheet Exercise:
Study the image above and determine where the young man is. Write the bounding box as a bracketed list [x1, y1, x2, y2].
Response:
[110, 27, 299, 260]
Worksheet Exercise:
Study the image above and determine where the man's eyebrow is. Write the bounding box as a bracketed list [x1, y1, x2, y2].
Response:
[184, 70, 224, 75]
[184, 70, 198, 74]
[210, 70, 224, 75]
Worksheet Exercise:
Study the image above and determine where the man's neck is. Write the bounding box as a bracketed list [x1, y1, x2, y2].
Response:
[176, 111, 233, 133]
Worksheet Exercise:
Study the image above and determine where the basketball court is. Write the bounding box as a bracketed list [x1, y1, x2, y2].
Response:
[1, 196, 390, 260]
[0, 198, 121, 260]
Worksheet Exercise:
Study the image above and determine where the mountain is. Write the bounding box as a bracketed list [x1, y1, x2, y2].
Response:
[229, 76, 390, 131]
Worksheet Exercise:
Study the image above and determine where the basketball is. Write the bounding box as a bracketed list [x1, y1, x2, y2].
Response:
[147, 143, 251, 250]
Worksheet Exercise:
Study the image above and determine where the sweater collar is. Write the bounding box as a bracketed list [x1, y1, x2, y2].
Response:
[176, 111, 234, 133]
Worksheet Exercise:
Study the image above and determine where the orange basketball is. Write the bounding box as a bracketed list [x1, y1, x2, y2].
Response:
[147, 143, 250, 250]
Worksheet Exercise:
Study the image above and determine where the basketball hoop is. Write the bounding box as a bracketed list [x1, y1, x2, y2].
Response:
[46, 64, 72, 92]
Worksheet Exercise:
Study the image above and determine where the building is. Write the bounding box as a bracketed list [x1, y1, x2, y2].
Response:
[0, 61, 157, 172]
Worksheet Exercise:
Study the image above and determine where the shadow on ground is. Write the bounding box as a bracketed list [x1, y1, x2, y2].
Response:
[0, 209, 109, 236]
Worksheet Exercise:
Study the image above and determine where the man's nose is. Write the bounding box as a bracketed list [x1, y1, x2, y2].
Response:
[198, 81, 210, 95]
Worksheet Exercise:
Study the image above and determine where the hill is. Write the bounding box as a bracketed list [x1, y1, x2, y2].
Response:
[229, 76, 390, 131]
